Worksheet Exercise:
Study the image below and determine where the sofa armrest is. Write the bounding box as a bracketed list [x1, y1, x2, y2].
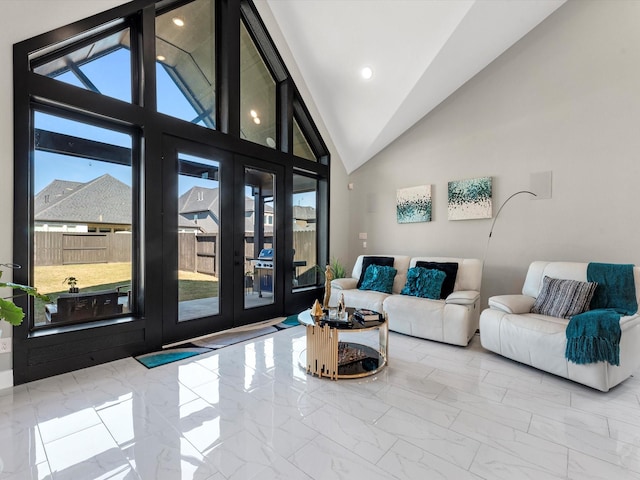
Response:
[488, 294, 536, 314]
[445, 290, 480, 305]
[331, 277, 358, 290]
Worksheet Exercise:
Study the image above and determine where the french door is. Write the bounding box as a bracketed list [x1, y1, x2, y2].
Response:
[161, 136, 283, 344]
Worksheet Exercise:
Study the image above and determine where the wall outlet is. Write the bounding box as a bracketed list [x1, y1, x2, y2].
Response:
[0, 338, 11, 353]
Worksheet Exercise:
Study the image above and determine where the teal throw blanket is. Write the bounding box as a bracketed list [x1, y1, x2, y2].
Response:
[565, 263, 637, 366]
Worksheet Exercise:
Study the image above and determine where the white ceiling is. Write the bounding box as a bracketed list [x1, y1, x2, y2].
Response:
[258, 0, 566, 174]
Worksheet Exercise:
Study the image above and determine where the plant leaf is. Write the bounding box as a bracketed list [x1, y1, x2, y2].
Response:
[0, 298, 25, 326]
[0, 282, 50, 302]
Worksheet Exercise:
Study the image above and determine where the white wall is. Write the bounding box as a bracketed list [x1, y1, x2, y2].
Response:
[254, 2, 351, 267]
[346, 0, 640, 305]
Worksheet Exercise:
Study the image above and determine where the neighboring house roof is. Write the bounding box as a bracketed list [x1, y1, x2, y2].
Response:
[35, 177, 309, 234]
[293, 205, 316, 221]
[34, 179, 84, 214]
[181, 211, 219, 234]
[245, 196, 254, 213]
[179, 186, 220, 217]
[178, 214, 202, 231]
[244, 195, 274, 214]
[35, 174, 132, 224]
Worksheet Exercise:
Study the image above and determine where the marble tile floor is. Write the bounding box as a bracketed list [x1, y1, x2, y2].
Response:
[1, 326, 640, 480]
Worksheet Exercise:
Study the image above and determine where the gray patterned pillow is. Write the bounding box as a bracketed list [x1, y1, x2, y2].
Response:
[531, 276, 598, 319]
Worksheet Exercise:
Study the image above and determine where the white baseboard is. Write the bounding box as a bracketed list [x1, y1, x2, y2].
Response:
[0, 370, 13, 390]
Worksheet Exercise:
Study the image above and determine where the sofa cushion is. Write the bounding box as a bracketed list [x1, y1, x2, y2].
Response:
[415, 261, 458, 298]
[401, 267, 446, 299]
[530, 276, 597, 319]
[359, 264, 397, 293]
[357, 256, 395, 288]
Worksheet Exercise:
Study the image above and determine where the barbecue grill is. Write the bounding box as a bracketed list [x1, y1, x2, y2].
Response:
[251, 248, 273, 297]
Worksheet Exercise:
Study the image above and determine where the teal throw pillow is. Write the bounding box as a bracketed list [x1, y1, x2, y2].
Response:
[359, 264, 397, 294]
[401, 267, 447, 299]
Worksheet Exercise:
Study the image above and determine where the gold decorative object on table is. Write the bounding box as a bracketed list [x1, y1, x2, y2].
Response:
[323, 264, 333, 309]
[311, 299, 323, 322]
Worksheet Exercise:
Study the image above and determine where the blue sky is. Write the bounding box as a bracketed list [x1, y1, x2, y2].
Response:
[35, 54, 217, 196]
[34, 46, 315, 208]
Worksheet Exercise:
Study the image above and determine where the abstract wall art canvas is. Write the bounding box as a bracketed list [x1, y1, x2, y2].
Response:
[397, 185, 432, 223]
[447, 176, 492, 220]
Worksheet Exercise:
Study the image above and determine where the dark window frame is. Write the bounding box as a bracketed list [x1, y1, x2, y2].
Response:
[13, 0, 329, 384]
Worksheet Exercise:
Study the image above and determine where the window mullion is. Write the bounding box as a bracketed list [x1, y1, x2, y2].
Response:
[278, 79, 293, 154]
[217, 0, 240, 137]
[137, 6, 158, 109]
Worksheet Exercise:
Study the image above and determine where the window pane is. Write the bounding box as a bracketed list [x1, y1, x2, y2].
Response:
[178, 153, 220, 321]
[292, 174, 318, 288]
[33, 112, 133, 327]
[245, 168, 276, 308]
[240, 21, 276, 149]
[293, 117, 316, 161]
[32, 29, 132, 103]
[156, 0, 216, 128]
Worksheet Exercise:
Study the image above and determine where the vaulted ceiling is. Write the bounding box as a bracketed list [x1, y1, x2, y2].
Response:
[256, 0, 566, 173]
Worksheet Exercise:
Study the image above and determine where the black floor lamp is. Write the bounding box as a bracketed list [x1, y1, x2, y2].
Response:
[483, 190, 537, 267]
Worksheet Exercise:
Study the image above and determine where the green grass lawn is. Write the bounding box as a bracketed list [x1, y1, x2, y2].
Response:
[179, 279, 219, 301]
[33, 263, 218, 325]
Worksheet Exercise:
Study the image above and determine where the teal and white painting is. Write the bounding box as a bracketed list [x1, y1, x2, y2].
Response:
[397, 185, 432, 223]
[448, 176, 492, 220]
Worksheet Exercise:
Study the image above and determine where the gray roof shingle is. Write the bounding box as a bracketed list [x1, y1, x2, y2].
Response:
[35, 177, 312, 233]
[35, 174, 131, 224]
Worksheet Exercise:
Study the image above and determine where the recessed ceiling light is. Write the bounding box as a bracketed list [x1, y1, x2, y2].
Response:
[156, 55, 166, 62]
[172, 17, 185, 27]
[361, 66, 373, 80]
[253, 117, 261, 125]
[266, 137, 276, 148]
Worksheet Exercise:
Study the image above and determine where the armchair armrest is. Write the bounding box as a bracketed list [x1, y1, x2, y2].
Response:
[488, 294, 536, 314]
[445, 290, 480, 305]
[331, 277, 358, 290]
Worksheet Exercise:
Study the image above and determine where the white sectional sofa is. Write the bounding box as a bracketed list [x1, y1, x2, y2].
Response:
[330, 255, 483, 346]
[480, 261, 640, 392]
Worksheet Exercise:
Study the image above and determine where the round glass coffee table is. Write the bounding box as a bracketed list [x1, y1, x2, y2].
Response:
[297, 308, 388, 380]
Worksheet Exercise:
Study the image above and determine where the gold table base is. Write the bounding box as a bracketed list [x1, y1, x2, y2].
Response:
[302, 314, 388, 380]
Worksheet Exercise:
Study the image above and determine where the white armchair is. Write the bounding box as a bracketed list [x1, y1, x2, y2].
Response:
[480, 261, 640, 391]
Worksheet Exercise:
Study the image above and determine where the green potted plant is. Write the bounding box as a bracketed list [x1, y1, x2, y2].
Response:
[0, 263, 49, 326]
[330, 257, 347, 279]
[63, 276, 79, 293]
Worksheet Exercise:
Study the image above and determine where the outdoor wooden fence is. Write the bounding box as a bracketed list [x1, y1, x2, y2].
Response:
[178, 233, 216, 275]
[35, 232, 132, 266]
[35, 230, 317, 282]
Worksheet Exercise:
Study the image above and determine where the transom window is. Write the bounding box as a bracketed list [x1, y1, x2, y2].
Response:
[240, 20, 276, 149]
[32, 27, 133, 103]
[156, 0, 216, 127]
